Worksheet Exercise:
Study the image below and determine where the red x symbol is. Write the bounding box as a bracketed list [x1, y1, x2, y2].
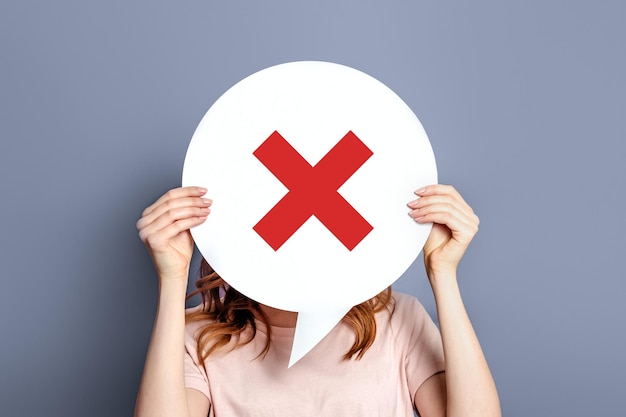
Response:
[253, 130, 374, 251]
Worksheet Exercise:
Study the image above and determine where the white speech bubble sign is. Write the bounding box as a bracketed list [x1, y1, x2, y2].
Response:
[182, 61, 437, 367]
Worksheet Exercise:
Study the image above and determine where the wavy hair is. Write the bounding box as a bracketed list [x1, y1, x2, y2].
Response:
[185, 259, 395, 364]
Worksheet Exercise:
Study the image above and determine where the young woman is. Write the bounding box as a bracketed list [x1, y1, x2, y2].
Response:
[134, 184, 501, 417]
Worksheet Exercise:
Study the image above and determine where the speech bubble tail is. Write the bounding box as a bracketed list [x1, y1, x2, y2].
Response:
[288, 306, 352, 368]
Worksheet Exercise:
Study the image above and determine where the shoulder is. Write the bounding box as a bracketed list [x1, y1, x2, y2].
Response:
[184, 304, 211, 329]
[183, 304, 213, 353]
[387, 291, 438, 341]
[390, 291, 429, 320]
[183, 303, 259, 361]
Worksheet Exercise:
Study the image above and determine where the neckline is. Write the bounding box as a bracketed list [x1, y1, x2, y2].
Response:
[254, 318, 296, 338]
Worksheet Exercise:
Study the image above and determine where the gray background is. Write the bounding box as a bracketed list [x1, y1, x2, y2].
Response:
[1, 1, 624, 416]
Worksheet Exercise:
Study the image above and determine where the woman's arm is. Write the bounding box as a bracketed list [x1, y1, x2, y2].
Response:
[134, 187, 212, 417]
[409, 185, 501, 417]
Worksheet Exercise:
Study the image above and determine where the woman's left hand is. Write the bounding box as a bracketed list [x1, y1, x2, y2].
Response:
[407, 184, 479, 278]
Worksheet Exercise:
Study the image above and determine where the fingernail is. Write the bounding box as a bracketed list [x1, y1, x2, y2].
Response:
[415, 187, 426, 194]
[202, 198, 212, 204]
[197, 187, 208, 193]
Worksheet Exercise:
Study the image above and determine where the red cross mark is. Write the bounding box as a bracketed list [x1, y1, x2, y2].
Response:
[253, 130, 374, 251]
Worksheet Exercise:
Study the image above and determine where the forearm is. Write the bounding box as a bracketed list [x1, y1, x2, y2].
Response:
[135, 277, 190, 417]
[430, 271, 501, 417]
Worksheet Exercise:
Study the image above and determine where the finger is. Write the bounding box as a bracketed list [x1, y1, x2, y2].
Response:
[409, 202, 477, 230]
[409, 201, 467, 221]
[412, 185, 473, 213]
[137, 196, 212, 230]
[413, 210, 478, 244]
[138, 205, 211, 242]
[408, 194, 463, 210]
[139, 204, 210, 235]
[414, 184, 463, 202]
[408, 195, 475, 223]
[143, 216, 208, 249]
[142, 187, 208, 217]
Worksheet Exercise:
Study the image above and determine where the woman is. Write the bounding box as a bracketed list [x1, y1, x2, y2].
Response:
[134, 184, 501, 417]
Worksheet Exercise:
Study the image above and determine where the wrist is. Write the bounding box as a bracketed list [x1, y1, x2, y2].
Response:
[425, 261, 457, 279]
[158, 275, 189, 294]
[155, 263, 190, 280]
[156, 278, 188, 315]
[156, 263, 189, 282]
[427, 267, 459, 290]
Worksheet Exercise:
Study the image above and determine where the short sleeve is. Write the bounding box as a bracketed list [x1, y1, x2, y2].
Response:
[184, 323, 211, 401]
[393, 293, 445, 398]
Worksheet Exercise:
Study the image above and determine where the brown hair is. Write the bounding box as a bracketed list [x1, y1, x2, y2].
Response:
[186, 258, 395, 364]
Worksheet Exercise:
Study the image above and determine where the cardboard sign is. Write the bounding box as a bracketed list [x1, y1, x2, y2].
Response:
[182, 61, 437, 366]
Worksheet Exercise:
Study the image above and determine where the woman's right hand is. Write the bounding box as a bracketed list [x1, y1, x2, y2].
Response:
[136, 186, 212, 281]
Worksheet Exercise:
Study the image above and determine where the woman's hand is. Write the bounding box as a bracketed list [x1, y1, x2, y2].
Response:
[136, 186, 212, 281]
[408, 184, 479, 278]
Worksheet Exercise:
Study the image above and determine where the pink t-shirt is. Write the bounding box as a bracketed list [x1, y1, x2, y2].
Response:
[184, 292, 445, 416]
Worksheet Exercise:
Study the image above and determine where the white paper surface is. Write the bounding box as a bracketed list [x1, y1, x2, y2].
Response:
[182, 61, 437, 366]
